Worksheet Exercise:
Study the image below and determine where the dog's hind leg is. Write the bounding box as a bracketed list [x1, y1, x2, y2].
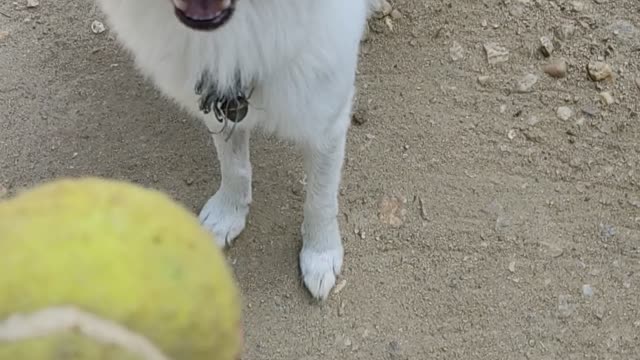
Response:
[299, 129, 347, 301]
[199, 128, 252, 248]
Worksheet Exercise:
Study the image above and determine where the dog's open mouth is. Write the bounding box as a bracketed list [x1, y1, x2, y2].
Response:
[172, 0, 235, 31]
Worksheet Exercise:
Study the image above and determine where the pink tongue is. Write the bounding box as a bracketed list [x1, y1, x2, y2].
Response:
[173, 0, 227, 20]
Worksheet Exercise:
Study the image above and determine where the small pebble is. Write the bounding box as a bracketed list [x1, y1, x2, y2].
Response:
[539, 36, 554, 57]
[599, 91, 614, 106]
[0, 31, 8, 42]
[418, 197, 429, 221]
[509, 4, 525, 17]
[508, 261, 516, 273]
[557, 295, 575, 318]
[380, 0, 392, 16]
[341, 336, 352, 349]
[384, 17, 394, 32]
[582, 284, 594, 297]
[351, 111, 367, 126]
[543, 58, 568, 78]
[387, 341, 403, 357]
[587, 61, 612, 81]
[527, 115, 541, 126]
[515, 73, 538, 93]
[554, 23, 575, 41]
[570, 0, 585, 12]
[484, 43, 509, 65]
[26, 0, 39, 8]
[378, 195, 407, 227]
[390, 9, 402, 20]
[449, 41, 464, 61]
[556, 106, 574, 121]
[477, 75, 490, 86]
[334, 279, 347, 294]
[582, 104, 599, 117]
[599, 223, 616, 240]
[91, 20, 106, 34]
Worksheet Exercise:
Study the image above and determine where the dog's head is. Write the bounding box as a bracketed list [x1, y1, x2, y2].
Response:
[171, 0, 236, 31]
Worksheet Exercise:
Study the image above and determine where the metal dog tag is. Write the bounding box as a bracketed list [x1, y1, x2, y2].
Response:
[215, 93, 249, 123]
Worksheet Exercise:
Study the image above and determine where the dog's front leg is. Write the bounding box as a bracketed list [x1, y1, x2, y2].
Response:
[299, 132, 346, 300]
[199, 129, 252, 247]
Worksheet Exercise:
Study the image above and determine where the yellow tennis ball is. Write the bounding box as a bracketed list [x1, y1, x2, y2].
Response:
[0, 178, 242, 360]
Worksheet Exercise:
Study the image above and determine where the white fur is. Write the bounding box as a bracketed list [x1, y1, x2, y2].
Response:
[95, 0, 376, 300]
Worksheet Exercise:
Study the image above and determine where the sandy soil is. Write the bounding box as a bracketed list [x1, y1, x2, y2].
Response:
[1, 0, 639, 358]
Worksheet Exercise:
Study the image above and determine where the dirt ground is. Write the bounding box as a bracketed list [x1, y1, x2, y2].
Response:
[1, 0, 639, 358]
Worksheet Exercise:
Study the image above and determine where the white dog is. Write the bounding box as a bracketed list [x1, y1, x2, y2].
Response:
[95, 0, 380, 300]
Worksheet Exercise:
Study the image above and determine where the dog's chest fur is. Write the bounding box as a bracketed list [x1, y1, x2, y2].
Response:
[96, 0, 371, 143]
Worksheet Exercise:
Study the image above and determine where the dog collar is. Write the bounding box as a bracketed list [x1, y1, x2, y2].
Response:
[195, 70, 253, 124]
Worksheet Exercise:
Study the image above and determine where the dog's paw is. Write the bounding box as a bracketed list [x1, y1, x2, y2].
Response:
[198, 192, 249, 248]
[299, 246, 343, 301]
